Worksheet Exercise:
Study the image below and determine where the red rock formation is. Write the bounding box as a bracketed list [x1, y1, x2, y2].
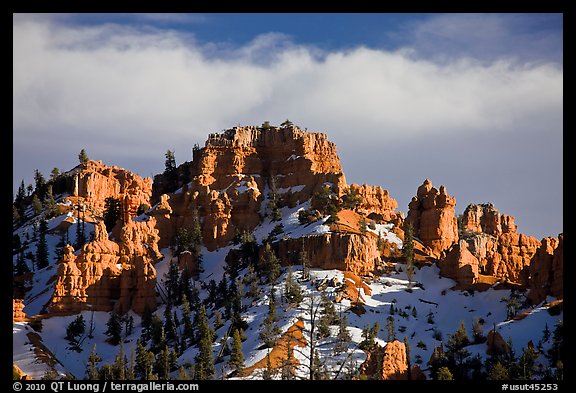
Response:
[348, 184, 399, 222]
[69, 160, 152, 220]
[273, 232, 380, 276]
[151, 126, 362, 251]
[358, 340, 409, 380]
[406, 180, 458, 257]
[460, 203, 502, 236]
[50, 219, 161, 315]
[528, 236, 562, 304]
[440, 240, 480, 286]
[551, 234, 563, 299]
[486, 232, 540, 283]
[527, 237, 558, 304]
[13, 299, 27, 322]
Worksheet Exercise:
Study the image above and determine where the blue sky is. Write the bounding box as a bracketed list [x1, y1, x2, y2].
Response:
[13, 13, 563, 239]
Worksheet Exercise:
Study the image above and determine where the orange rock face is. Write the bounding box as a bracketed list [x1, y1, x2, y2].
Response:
[13, 299, 27, 322]
[359, 340, 410, 380]
[440, 240, 480, 286]
[406, 179, 458, 257]
[348, 183, 399, 222]
[460, 203, 504, 236]
[68, 160, 152, 221]
[273, 232, 381, 276]
[551, 234, 563, 299]
[49, 219, 161, 315]
[528, 235, 562, 304]
[152, 126, 356, 251]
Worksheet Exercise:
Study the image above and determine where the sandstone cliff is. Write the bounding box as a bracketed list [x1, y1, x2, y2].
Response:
[49, 219, 161, 315]
[357, 340, 424, 380]
[13, 299, 27, 322]
[151, 125, 400, 251]
[272, 232, 381, 276]
[63, 160, 152, 223]
[405, 179, 458, 257]
[348, 183, 399, 222]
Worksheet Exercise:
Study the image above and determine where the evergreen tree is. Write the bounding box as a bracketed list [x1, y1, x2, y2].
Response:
[403, 223, 416, 290]
[32, 194, 43, 216]
[195, 305, 215, 380]
[259, 288, 281, 348]
[141, 305, 153, 343]
[34, 169, 46, 199]
[334, 313, 351, 354]
[66, 314, 86, 345]
[163, 260, 181, 306]
[386, 316, 395, 342]
[487, 361, 509, 380]
[155, 345, 171, 380]
[103, 197, 122, 232]
[284, 266, 303, 305]
[164, 150, 178, 190]
[43, 185, 56, 217]
[262, 351, 275, 380]
[51, 167, 61, 181]
[79, 149, 89, 165]
[13, 205, 21, 225]
[340, 187, 363, 210]
[318, 292, 337, 339]
[86, 344, 102, 380]
[163, 303, 178, 344]
[404, 336, 412, 380]
[36, 219, 49, 269]
[358, 217, 368, 234]
[181, 294, 194, 347]
[105, 312, 123, 346]
[267, 176, 282, 222]
[228, 329, 245, 373]
[245, 264, 260, 298]
[437, 366, 454, 380]
[445, 321, 471, 379]
[542, 323, 551, 342]
[259, 243, 281, 284]
[135, 340, 155, 380]
[113, 343, 126, 380]
[150, 315, 165, 349]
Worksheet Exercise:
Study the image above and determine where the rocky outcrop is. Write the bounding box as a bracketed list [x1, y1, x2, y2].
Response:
[486, 330, 508, 355]
[528, 235, 562, 304]
[451, 203, 545, 286]
[359, 340, 411, 380]
[272, 232, 380, 276]
[348, 184, 399, 222]
[13, 299, 27, 322]
[49, 219, 161, 315]
[69, 160, 152, 220]
[551, 234, 563, 299]
[151, 125, 357, 251]
[486, 232, 540, 283]
[440, 240, 480, 286]
[406, 179, 458, 257]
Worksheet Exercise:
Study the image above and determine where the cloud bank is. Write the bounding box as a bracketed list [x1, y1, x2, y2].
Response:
[13, 15, 563, 239]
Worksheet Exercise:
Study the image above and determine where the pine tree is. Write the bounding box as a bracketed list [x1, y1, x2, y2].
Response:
[51, 167, 60, 181]
[34, 169, 46, 199]
[437, 366, 454, 380]
[86, 344, 102, 380]
[262, 351, 275, 380]
[284, 266, 303, 305]
[141, 305, 153, 343]
[32, 194, 43, 216]
[386, 316, 395, 342]
[404, 336, 412, 380]
[105, 312, 123, 346]
[487, 361, 509, 380]
[259, 288, 281, 348]
[259, 243, 281, 284]
[113, 343, 126, 380]
[196, 305, 215, 380]
[164, 302, 178, 343]
[79, 149, 89, 165]
[334, 313, 352, 354]
[66, 314, 86, 345]
[36, 219, 49, 269]
[181, 294, 194, 347]
[163, 260, 181, 306]
[403, 223, 416, 290]
[103, 197, 122, 232]
[43, 185, 56, 217]
[135, 340, 155, 380]
[228, 329, 245, 373]
[155, 345, 171, 380]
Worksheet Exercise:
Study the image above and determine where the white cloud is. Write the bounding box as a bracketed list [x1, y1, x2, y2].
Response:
[13, 16, 563, 239]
